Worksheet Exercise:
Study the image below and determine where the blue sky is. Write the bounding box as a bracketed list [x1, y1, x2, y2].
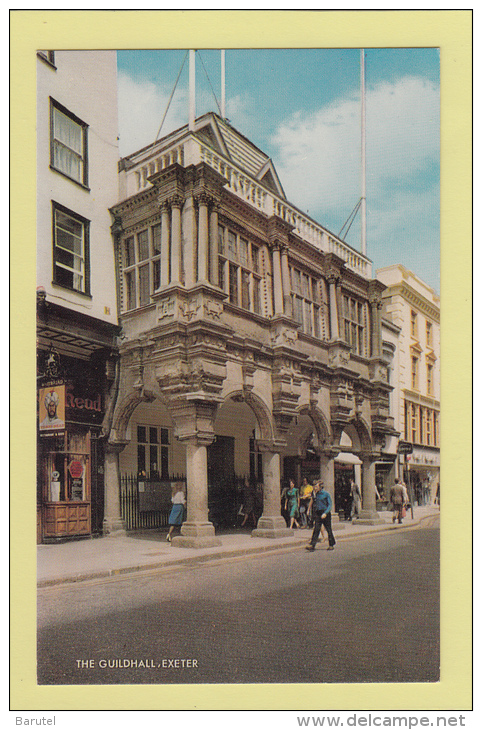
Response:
[117, 48, 440, 292]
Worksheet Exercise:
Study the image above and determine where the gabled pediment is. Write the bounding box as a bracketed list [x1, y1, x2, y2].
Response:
[256, 159, 286, 199]
[194, 116, 231, 159]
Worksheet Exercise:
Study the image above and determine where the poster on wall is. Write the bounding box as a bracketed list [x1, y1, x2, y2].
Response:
[38, 384, 66, 433]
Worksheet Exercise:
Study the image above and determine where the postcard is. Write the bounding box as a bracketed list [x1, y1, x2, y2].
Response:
[10, 8, 472, 719]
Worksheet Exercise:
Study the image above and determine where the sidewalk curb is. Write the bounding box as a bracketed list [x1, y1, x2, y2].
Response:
[37, 511, 438, 589]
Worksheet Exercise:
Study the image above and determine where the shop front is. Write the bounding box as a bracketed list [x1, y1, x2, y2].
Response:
[37, 378, 106, 543]
[402, 446, 440, 506]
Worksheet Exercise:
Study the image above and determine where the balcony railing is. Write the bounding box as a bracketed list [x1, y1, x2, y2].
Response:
[125, 136, 372, 279]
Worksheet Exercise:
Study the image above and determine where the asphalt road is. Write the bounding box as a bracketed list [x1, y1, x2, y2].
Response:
[37, 517, 439, 685]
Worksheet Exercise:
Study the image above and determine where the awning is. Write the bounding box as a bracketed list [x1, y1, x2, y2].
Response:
[335, 452, 362, 465]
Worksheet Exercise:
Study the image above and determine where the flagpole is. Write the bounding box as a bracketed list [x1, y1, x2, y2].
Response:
[221, 50, 226, 118]
[189, 50, 196, 131]
[360, 48, 367, 256]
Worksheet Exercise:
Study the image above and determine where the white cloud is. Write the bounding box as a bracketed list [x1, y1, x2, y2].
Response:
[270, 75, 439, 218]
[117, 71, 188, 157]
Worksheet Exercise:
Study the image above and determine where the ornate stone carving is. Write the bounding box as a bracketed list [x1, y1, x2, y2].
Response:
[157, 297, 175, 321]
[204, 299, 223, 320]
[179, 300, 200, 321]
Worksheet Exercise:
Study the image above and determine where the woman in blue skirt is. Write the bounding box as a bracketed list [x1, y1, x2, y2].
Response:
[166, 483, 186, 542]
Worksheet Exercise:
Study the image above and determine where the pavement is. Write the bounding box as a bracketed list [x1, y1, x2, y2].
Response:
[37, 505, 440, 588]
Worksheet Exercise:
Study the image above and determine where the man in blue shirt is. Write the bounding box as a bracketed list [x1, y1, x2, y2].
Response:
[306, 481, 336, 552]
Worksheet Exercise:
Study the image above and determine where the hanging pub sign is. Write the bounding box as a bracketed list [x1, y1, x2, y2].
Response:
[398, 440, 414, 454]
[39, 385, 66, 434]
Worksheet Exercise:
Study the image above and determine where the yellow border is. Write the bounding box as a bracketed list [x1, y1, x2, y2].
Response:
[10, 9, 472, 711]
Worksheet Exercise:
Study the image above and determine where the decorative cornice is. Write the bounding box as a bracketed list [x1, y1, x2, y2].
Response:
[383, 282, 440, 322]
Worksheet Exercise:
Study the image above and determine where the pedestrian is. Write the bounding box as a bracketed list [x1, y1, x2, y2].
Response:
[241, 478, 256, 527]
[306, 481, 336, 552]
[299, 477, 314, 528]
[389, 477, 408, 524]
[166, 483, 186, 542]
[285, 479, 301, 530]
[349, 479, 362, 521]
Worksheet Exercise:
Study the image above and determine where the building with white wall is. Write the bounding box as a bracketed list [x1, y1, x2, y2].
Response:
[377, 264, 440, 504]
[36, 50, 120, 542]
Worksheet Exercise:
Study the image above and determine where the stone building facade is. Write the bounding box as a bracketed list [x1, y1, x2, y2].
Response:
[107, 112, 397, 547]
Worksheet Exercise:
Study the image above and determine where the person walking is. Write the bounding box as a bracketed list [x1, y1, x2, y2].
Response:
[349, 479, 362, 521]
[299, 478, 313, 528]
[166, 483, 186, 542]
[285, 479, 301, 530]
[306, 481, 336, 552]
[389, 477, 408, 524]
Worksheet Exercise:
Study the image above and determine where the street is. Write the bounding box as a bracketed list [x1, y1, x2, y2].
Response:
[37, 517, 439, 685]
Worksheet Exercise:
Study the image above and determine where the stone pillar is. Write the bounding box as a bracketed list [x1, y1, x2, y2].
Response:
[272, 245, 284, 315]
[197, 194, 210, 283]
[170, 196, 183, 285]
[209, 204, 219, 286]
[319, 452, 342, 524]
[357, 455, 381, 524]
[160, 204, 170, 287]
[172, 437, 222, 548]
[280, 245, 293, 317]
[252, 448, 293, 539]
[103, 442, 127, 537]
[183, 195, 196, 287]
[370, 295, 382, 358]
[328, 274, 340, 340]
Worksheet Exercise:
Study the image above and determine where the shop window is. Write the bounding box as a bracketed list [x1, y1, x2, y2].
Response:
[52, 202, 90, 295]
[41, 430, 90, 503]
[50, 99, 88, 186]
[137, 425, 169, 478]
[122, 223, 162, 311]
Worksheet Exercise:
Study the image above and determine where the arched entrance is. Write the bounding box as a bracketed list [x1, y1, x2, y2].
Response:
[209, 393, 269, 529]
[283, 412, 322, 488]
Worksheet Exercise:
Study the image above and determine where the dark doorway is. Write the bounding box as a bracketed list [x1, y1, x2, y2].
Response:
[334, 463, 355, 519]
[207, 435, 236, 528]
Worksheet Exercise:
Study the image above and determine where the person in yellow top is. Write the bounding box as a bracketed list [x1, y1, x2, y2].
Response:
[299, 478, 313, 528]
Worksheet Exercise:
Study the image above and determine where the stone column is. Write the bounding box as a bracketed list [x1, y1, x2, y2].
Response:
[103, 442, 127, 537]
[370, 295, 382, 358]
[170, 196, 183, 285]
[328, 274, 340, 340]
[319, 451, 342, 524]
[357, 455, 381, 524]
[183, 195, 196, 287]
[160, 203, 170, 287]
[209, 204, 219, 286]
[252, 447, 293, 539]
[280, 245, 293, 317]
[197, 194, 210, 283]
[172, 437, 222, 548]
[272, 245, 284, 315]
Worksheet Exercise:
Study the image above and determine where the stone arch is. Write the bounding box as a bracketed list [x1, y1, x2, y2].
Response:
[296, 404, 332, 451]
[221, 389, 275, 443]
[111, 386, 172, 443]
[340, 416, 373, 454]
